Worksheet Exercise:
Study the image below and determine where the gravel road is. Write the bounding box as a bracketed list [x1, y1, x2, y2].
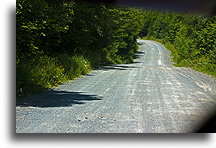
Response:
[16, 40, 216, 133]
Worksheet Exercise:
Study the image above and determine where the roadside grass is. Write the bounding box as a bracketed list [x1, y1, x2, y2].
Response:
[16, 48, 138, 99]
[16, 55, 91, 98]
[141, 36, 216, 78]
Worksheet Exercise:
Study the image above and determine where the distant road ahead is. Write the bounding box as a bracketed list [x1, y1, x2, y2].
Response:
[16, 40, 216, 133]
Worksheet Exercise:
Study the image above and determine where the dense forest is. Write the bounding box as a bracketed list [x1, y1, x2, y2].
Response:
[16, 0, 216, 97]
[16, 0, 144, 97]
[140, 11, 216, 77]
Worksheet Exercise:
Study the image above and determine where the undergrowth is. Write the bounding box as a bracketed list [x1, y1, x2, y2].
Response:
[16, 55, 91, 98]
[142, 36, 216, 78]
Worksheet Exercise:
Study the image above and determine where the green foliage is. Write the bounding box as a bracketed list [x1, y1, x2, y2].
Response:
[16, 55, 90, 97]
[16, 1, 144, 97]
[16, 0, 216, 98]
[16, 56, 67, 97]
[141, 11, 216, 77]
[57, 54, 91, 79]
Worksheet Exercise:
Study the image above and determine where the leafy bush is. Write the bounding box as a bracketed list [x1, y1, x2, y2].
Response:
[16, 56, 67, 97]
[57, 54, 91, 79]
[16, 55, 91, 97]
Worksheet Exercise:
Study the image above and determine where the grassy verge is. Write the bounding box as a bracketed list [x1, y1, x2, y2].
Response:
[142, 36, 216, 78]
[16, 55, 91, 98]
[16, 48, 138, 98]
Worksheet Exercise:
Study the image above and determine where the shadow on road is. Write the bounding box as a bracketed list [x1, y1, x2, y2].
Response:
[100, 65, 139, 71]
[114, 65, 138, 69]
[16, 90, 102, 108]
[136, 51, 145, 54]
[133, 51, 145, 59]
[100, 66, 128, 71]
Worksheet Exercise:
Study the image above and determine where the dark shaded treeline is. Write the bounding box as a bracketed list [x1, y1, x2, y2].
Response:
[16, 0, 144, 97]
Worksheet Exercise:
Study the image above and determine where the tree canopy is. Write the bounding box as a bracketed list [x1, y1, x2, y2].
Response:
[16, 0, 144, 97]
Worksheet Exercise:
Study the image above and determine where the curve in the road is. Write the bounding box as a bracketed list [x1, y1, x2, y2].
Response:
[16, 40, 216, 133]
